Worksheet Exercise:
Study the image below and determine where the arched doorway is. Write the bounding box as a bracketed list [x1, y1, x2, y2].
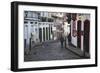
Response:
[46, 27, 48, 40]
[83, 19, 90, 53]
[77, 20, 82, 49]
[43, 27, 45, 41]
[39, 28, 42, 42]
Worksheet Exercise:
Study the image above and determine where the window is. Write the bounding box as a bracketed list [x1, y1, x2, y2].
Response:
[30, 22, 33, 24]
[41, 17, 47, 22]
[39, 23, 41, 25]
[24, 11, 28, 18]
[24, 21, 28, 24]
[48, 18, 54, 22]
[35, 22, 37, 24]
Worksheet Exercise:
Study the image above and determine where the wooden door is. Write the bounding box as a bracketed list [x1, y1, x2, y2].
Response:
[83, 20, 90, 53]
[39, 28, 42, 42]
[77, 20, 81, 49]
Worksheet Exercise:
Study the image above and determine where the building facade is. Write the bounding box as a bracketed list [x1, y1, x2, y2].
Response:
[71, 13, 90, 55]
[24, 11, 55, 51]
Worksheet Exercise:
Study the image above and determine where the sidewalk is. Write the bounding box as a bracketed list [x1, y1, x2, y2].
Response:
[24, 40, 82, 61]
[66, 43, 90, 58]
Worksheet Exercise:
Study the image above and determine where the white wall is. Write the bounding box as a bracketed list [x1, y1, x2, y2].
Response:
[0, 0, 99, 73]
[71, 14, 90, 51]
[71, 20, 77, 46]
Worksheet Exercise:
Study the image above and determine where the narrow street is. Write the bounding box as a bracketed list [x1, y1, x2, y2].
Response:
[24, 11, 90, 62]
[24, 40, 83, 62]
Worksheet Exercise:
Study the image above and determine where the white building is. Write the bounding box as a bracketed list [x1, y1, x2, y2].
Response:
[24, 11, 54, 50]
[71, 13, 90, 54]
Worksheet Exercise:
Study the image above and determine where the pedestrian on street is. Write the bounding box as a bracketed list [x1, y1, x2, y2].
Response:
[60, 29, 65, 48]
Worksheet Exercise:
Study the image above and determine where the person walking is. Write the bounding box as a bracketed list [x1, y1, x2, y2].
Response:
[60, 29, 65, 48]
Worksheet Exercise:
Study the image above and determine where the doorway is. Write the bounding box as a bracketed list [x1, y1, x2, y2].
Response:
[39, 28, 42, 42]
[77, 20, 82, 49]
[83, 20, 90, 53]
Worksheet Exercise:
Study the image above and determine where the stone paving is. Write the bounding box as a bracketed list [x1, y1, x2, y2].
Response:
[24, 40, 85, 62]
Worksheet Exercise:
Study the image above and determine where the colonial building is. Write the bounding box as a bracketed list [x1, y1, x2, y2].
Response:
[24, 11, 54, 50]
[71, 13, 90, 56]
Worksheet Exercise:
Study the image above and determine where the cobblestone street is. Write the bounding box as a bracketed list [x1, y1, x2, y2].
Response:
[24, 40, 84, 62]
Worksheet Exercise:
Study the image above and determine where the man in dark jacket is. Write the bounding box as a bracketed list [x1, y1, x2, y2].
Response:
[60, 29, 65, 48]
[60, 35, 64, 48]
